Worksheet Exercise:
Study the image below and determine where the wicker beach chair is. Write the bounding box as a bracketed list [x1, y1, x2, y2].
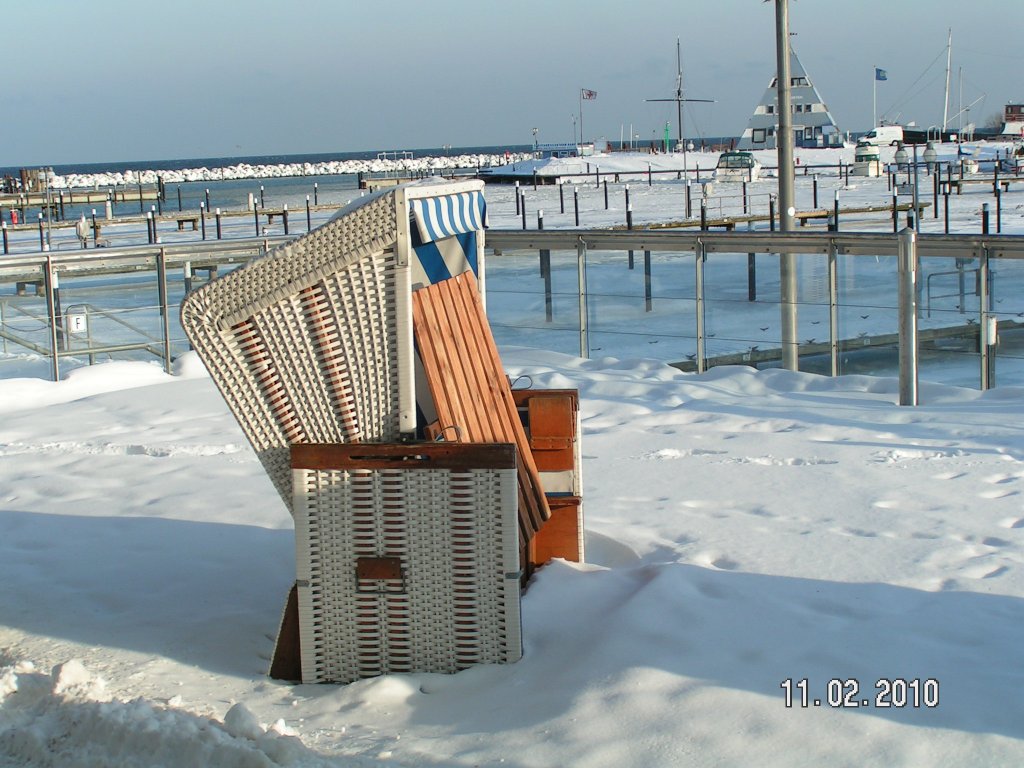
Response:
[180, 178, 540, 683]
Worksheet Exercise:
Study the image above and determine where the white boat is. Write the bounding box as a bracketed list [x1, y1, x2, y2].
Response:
[852, 141, 884, 177]
[714, 151, 761, 182]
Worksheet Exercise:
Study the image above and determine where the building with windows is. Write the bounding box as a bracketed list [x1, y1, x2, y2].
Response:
[1001, 104, 1024, 138]
[736, 47, 843, 150]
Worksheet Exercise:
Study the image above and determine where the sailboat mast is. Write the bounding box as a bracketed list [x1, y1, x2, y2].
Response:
[943, 28, 952, 130]
[676, 37, 684, 146]
[958, 67, 962, 135]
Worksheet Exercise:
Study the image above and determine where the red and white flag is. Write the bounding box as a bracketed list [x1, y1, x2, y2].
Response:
[581, 89, 597, 100]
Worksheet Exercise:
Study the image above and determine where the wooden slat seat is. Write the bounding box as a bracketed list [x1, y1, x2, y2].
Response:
[412, 272, 550, 549]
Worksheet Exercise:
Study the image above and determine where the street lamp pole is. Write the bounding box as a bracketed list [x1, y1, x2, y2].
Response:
[773, 0, 798, 370]
[912, 142, 921, 233]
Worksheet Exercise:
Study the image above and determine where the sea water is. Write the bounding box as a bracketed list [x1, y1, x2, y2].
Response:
[0, 144, 533, 222]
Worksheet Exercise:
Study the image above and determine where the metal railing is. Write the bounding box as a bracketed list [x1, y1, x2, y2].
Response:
[0, 235, 297, 379]
[4, 228, 1024, 399]
[486, 228, 1024, 397]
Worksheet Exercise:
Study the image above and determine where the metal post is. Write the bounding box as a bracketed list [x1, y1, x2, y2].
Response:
[984, 314, 998, 390]
[254, 203, 260, 236]
[833, 191, 840, 231]
[892, 190, 898, 233]
[259, 185, 265, 208]
[626, 204, 633, 230]
[644, 249, 652, 311]
[996, 188, 1002, 233]
[912, 143, 921, 234]
[138, 174, 144, 213]
[537, 210, 552, 322]
[177, 186, 182, 212]
[314, 182, 319, 205]
[521, 193, 527, 230]
[933, 171, 939, 218]
[283, 204, 289, 235]
[695, 239, 706, 373]
[573, 187, 579, 227]
[577, 237, 589, 358]
[982, 203, 989, 234]
[91, 209, 98, 245]
[533, 169, 538, 191]
[828, 241, 839, 377]
[769, 195, 776, 231]
[897, 227, 919, 405]
[1, 222, 7, 254]
[146, 211, 154, 244]
[44, 255, 60, 381]
[515, 181, 520, 215]
[742, 181, 748, 214]
[200, 202, 207, 240]
[306, 195, 312, 231]
[700, 198, 707, 229]
[813, 175, 818, 208]
[157, 248, 172, 374]
[559, 183, 565, 214]
[774, 0, 798, 371]
[183, 260, 193, 295]
[747, 252, 757, 301]
[944, 190, 949, 234]
[215, 208, 222, 239]
[686, 183, 692, 219]
[980, 249, 994, 390]
[603, 180, 609, 210]
[38, 213, 46, 250]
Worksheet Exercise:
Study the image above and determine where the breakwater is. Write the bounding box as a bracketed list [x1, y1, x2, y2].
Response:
[46, 152, 534, 190]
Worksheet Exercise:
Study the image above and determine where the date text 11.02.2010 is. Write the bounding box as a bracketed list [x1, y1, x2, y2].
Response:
[780, 678, 939, 709]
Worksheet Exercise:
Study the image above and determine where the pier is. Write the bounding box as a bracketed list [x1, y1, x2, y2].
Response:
[0, 187, 161, 208]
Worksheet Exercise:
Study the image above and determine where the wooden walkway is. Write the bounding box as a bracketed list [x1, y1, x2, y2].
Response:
[1, 187, 160, 207]
[619, 202, 929, 231]
[0, 202, 341, 235]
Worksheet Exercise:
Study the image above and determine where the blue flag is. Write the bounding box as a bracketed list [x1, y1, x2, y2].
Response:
[875, 68, 887, 81]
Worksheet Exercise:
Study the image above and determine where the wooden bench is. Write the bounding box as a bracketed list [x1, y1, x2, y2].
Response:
[176, 215, 199, 231]
[943, 177, 1020, 195]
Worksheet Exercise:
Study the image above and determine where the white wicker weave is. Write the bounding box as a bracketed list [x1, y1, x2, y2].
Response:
[180, 191, 408, 506]
[292, 444, 522, 683]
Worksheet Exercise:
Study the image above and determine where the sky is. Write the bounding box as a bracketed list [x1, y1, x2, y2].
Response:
[6, 2, 1024, 166]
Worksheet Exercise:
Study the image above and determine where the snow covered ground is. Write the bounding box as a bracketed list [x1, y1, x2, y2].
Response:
[2, 353, 1024, 766]
[3, 145, 1024, 766]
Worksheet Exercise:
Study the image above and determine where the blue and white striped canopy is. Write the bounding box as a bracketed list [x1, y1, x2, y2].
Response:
[410, 190, 487, 244]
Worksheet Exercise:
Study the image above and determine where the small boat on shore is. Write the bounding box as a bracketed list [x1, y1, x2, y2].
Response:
[852, 141, 884, 177]
[713, 151, 761, 182]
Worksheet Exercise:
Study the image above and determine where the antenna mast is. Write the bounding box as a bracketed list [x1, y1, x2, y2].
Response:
[943, 28, 952, 129]
[645, 38, 713, 175]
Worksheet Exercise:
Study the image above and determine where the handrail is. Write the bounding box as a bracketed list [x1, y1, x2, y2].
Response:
[0, 234, 298, 279]
[486, 228, 1024, 259]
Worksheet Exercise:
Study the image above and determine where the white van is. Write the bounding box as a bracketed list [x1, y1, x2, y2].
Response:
[860, 126, 903, 146]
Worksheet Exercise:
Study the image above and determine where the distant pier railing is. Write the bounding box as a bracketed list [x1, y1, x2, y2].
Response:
[3, 229, 1024, 394]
